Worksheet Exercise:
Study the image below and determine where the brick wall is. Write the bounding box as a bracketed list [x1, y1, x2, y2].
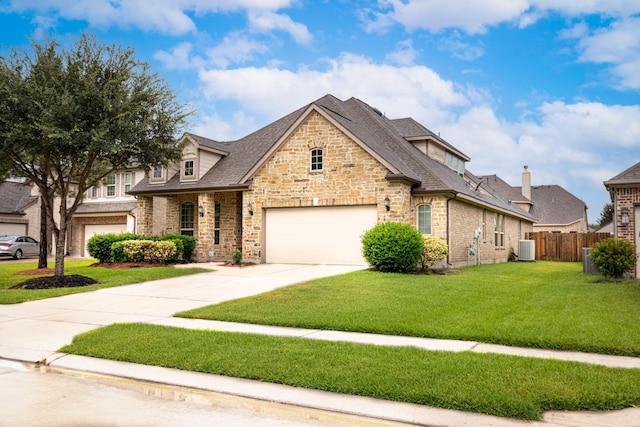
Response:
[612, 187, 639, 277]
[448, 199, 531, 267]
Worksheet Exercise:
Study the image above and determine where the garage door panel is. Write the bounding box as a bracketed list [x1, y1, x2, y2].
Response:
[265, 206, 377, 265]
[84, 224, 127, 257]
[0, 223, 27, 235]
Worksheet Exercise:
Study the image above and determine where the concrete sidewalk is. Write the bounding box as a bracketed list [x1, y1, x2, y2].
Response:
[1, 262, 640, 427]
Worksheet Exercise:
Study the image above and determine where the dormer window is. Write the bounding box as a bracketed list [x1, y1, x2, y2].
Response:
[153, 165, 163, 179]
[446, 152, 464, 175]
[183, 160, 195, 178]
[310, 148, 323, 171]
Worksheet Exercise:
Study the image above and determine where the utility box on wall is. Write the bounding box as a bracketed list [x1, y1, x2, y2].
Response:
[518, 240, 535, 261]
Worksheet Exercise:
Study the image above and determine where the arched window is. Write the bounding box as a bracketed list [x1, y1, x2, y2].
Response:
[180, 202, 195, 236]
[417, 204, 431, 235]
[310, 148, 323, 171]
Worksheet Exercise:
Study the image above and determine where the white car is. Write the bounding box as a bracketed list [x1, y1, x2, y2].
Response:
[0, 235, 40, 260]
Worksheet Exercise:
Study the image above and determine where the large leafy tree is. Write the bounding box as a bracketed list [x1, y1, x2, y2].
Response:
[0, 34, 191, 277]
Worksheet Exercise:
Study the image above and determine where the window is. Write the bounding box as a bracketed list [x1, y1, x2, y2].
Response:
[494, 213, 504, 247]
[183, 160, 195, 178]
[180, 202, 195, 236]
[106, 174, 116, 197]
[446, 152, 464, 175]
[417, 204, 432, 235]
[90, 186, 99, 198]
[124, 172, 132, 193]
[214, 201, 221, 245]
[310, 148, 323, 171]
[153, 165, 163, 179]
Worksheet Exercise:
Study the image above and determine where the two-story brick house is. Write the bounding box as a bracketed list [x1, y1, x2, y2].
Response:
[129, 94, 536, 266]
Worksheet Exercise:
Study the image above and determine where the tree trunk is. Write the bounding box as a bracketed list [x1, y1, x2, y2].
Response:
[53, 225, 66, 277]
[38, 196, 48, 269]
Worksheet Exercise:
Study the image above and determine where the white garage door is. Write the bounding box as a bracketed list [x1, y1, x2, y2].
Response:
[265, 205, 377, 265]
[0, 223, 27, 235]
[84, 224, 127, 257]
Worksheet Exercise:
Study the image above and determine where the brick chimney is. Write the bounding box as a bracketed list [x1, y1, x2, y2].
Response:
[522, 165, 531, 200]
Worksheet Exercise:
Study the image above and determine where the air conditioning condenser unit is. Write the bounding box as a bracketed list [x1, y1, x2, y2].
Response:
[518, 240, 535, 262]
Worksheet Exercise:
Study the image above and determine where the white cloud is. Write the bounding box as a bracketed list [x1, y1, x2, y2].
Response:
[368, 0, 640, 35]
[206, 33, 270, 68]
[247, 10, 312, 45]
[570, 17, 640, 89]
[370, 0, 530, 34]
[196, 53, 468, 130]
[154, 42, 203, 70]
[6, 0, 299, 34]
[385, 39, 419, 65]
[438, 33, 485, 60]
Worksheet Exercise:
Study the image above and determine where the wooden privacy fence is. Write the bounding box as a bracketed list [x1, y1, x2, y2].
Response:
[524, 232, 611, 262]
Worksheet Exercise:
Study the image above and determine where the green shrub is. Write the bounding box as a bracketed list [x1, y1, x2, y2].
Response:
[233, 249, 242, 264]
[160, 233, 196, 262]
[361, 222, 424, 273]
[122, 240, 177, 263]
[110, 241, 129, 262]
[86, 232, 139, 262]
[590, 238, 637, 279]
[420, 236, 449, 271]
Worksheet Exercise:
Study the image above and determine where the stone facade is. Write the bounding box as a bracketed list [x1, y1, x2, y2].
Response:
[242, 111, 404, 262]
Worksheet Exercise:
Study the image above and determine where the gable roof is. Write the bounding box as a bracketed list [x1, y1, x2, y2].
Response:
[0, 181, 37, 215]
[604, 161, 640, 187]
[516, 185, 587, 226]
[130, 94, 534, 221]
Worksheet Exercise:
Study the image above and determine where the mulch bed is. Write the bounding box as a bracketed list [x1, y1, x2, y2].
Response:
[11, 275, 98, 290]
[11, 261, 162, 290]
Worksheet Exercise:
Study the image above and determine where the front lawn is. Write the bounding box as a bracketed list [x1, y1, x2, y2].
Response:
[60, 323, 640, 421]
[0, 259, 212, 304]
[178, 261, 640, 356]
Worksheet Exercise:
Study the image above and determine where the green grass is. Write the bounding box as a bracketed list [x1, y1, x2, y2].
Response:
[178, 261, 640, 356]
[60, 323, 640, 421]
[0, 259, 212, 304]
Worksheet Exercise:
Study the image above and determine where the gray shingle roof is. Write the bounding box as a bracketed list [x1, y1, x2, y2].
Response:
[523, 185, 587, 225]
[130, 94, 535, 220]
[0, 181, 37, 215]
[604, 161, 640, 186]
[75, 201, 138, 214]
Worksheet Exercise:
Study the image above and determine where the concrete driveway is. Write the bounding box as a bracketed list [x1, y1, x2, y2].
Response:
[0, 263, 365, 363]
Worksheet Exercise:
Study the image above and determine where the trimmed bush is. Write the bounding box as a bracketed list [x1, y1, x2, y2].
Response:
[420, 236, 449, 271]
[233, 249, 242, 264]
[160, 233, 196, 262]
[111, 241, 129, 262]
[590, 238, 637, 279]
[86, 232, 139, 263]
[122, 240, 177, 263]
[361, 222, 424, 273]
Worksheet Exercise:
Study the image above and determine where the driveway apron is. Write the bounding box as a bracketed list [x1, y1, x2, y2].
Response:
[0, 263, 364, 363]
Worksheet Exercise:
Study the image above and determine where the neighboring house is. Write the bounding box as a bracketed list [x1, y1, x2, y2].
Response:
[130, 94, 536, 266]
[480, 167, 589, 233]
[0, 181, 39, 237]
[604, 161, 640, 278]
[68, 168, 168, 257]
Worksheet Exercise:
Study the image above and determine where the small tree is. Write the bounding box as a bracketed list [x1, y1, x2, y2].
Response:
[361, 222, 424, 273]
[590, 238, 637, 279]
[420, 236, 448, 271]
[0, 33, 192, 277]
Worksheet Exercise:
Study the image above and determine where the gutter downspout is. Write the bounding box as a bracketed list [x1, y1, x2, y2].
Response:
[447, 194, 457, 266]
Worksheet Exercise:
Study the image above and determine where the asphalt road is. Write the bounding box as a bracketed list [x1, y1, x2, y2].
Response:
[0, 360, 409, 427]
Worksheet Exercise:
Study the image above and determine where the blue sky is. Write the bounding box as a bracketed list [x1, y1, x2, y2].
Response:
[1, 0, 639, 223]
